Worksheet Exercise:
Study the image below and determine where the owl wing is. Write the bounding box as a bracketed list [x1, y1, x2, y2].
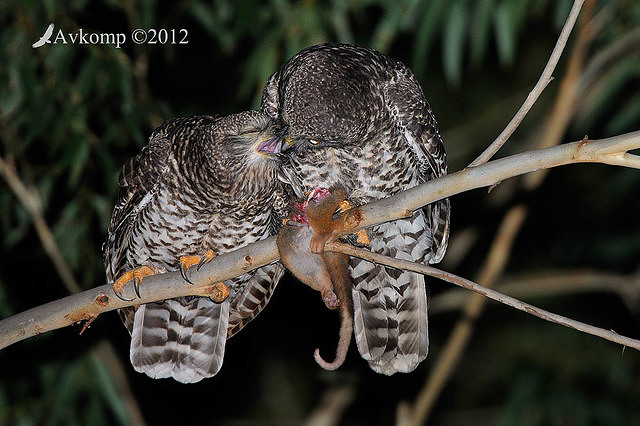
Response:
[130, 297, 230, 383]
[227, 181, 292, 337]
[351, 60, 451, 375]
[226, 263, 284, 338]
[105, 131, 173, 331]
[351, 212, 431, 375]
[383, 63, 450, 264]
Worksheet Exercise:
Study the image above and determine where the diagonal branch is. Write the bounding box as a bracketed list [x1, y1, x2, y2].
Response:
[326, 242, 640, 350]
[0, 154, 146, 426]
[0, 131, 638, 349]
[0, 156, 82, 294]
[430, 270, 640, 315]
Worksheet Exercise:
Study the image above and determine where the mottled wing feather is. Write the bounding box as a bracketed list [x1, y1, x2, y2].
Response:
[109, 134, 172, 250]
[384, 63, 450, 264]
[261, 43, 450, 375]
[105, 133, 173, 330]
[261, 72, 281, 120]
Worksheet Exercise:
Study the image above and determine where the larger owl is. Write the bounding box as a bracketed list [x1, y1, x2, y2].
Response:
[259, 43, 450, 375]
[104, 111, 288, 383]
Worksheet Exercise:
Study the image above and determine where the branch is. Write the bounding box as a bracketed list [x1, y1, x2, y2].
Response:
[407, 203, 528, 426]
[326, 242, 640, 350]
[430, 270, 640, 315]
[303, 384, 356, 426]
[0, 154, 146, 425]
[468, 0, 586, 167]
[0, 156, 81, 294]
[0, 132, 639, 349]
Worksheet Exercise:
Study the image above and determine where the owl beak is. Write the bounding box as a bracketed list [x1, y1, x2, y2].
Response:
[257, 135, 293, 154]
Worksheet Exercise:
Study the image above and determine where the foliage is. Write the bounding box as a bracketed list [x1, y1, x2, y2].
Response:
[0, 0, 639, 424]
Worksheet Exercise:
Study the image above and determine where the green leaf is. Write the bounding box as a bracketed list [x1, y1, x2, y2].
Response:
[606, 90, 640, 134]
[412, 0, 446, 78]
[576, 56, 640, 131]
[48, 361, 82, 423]
[553, 0, 572, 30]
[371, 0, 409, 53]
[493, 1, 516, 68]
[91, 354, 131, 426]
[470, 0, 496, 67]
[443, 0, 467, 85]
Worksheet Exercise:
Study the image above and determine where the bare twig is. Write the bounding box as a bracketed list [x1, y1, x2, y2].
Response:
[430, 270, 640, 315]
[407, 204, 528, 425]
[468, 0, 586, 167]
[303, 384, 356, 426]
[327, 242, 640, 350]
[524, 0, 597, 189]
[413, 4, 603, 420]
[0, 132, 638, 349]
[0, 156, 81, 294]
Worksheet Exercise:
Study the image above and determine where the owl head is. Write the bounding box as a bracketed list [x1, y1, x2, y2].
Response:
[258, 43, 386, 156]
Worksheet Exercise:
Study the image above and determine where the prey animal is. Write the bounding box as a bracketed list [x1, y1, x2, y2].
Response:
[277, 185, 353, 370]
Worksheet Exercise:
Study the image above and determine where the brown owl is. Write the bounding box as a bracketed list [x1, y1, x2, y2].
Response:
[104, 111, 288, 383]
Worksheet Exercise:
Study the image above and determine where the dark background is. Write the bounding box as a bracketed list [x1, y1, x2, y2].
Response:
[1, 0, 639, 424]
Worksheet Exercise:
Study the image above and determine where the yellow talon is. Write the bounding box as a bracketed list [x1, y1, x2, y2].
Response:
[180, 250, 216, 283]
[338, 200, 352, 213]
[112, 266, 155, 301]
[355, 229, 370, 246]
[209, 282, 230, 302]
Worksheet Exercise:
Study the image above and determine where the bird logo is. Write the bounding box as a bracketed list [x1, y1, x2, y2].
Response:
[32, 23, 54, 48]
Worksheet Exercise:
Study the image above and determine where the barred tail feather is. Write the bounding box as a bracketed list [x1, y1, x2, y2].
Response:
[227, 263, 284, 338]
[427, 198, 450, 264]
[130, 297, 230, 383]
[391, 271, 428, 373]
[351, 216, 430, 375]
[352, 257, 389, 363]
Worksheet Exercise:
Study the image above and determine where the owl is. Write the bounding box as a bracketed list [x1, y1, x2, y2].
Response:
[259, 43, 450, 375]
[104, 111, 288, 383]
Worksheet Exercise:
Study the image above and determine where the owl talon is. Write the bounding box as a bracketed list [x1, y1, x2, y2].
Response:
[133, 277, 142, 298]
[180, 250, 216, 282]
[355, 229, 370, 246]
[180, 265, 194, 284]
[209, 282, 230, 302]
[337, 200, 352, 213]
[197, 250, 216, 271]
[115, 290, 135, 302]
[112, 266, 154, 301]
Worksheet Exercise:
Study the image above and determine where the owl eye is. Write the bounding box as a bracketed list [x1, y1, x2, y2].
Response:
[308, 139, 321, 145]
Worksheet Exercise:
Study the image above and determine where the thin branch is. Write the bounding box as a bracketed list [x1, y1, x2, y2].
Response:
[407, 204, 529, 425]
[413, 5, 600, 419]
[0, 156, 81, 294]
[0, 153, 146, 426]
[0, 132, 638, 349]
[327, 242, 640, 350]
[413, 0, 595, 424]
[358, 131, 640, 233]
[468, 0, 586, 167]
[304, 384, 356, 426]
[430, 270, 640, 315]
[524, 0, 597, 189]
